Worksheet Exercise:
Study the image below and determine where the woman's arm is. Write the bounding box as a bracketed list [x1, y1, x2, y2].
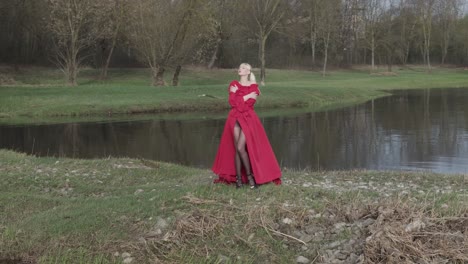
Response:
[243, 92, 258, 101]
[243, 84, 260, 101]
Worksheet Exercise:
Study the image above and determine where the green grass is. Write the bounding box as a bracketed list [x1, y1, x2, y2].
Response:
[0, 149, 466, 263]
[1, 66, 468, 124]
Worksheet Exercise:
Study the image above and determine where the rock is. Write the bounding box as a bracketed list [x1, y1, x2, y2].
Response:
[123, 257, 133, 264]
[134, 189, 144, 195]
[334, 222, 347, 230]
[348, 253, 358, 263]
[300, 234, 314, 243]
[155, 217, 168, 229]
[121, 252, 131, 258]
[305, 225, 317, 234]
[314, 231, 324, 239]
[327, 241, 342, 249]
[271, 222, 280, 230]
[217, 254, 230, 263]
[343, 244, 353, 253]
[359, 218, 375, 228]
[296, 256, 310, 263]
[335, 251, 348, 260]
[282, 218, 293, 224]
[293, 230, 305, 238]
[405, 219, 425, 232]
[146, 229, 162, 237]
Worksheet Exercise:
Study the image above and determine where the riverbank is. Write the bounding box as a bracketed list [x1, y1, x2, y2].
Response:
[1, 149, 466, 263]
[1, 66, 468, 124]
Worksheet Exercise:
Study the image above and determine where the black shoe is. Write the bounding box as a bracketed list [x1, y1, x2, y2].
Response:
[236, 175, 243, 189]
[247, 174, 258, 189]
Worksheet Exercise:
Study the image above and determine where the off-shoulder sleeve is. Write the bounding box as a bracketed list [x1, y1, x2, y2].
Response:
[242, 84, 259, 108]
[252, 84, 260, 95]
[227, 81, 245, 109]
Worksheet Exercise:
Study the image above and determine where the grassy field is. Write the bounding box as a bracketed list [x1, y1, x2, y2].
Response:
[0, 149, 466, 263]
[1, 66, 468, 124]
[1, 66, 468, 263]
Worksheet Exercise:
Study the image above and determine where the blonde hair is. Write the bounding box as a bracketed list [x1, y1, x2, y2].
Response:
[240, 63, 256, 83]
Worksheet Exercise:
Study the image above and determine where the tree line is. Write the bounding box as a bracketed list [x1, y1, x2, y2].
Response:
[0, 0, 467, 86]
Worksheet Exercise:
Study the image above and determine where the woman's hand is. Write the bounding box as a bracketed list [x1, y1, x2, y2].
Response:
[243, 92, 258, 101]
[230, 84, 238, 93]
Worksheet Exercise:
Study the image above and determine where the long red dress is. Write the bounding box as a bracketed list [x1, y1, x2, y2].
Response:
[212, 80, 282, 185]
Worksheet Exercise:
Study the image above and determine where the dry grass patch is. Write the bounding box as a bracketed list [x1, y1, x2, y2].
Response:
[364, 200, 468, 263]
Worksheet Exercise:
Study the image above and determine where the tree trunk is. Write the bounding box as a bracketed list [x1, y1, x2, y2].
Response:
[101, 20, 120, 80]
[404, 42, 410, 65]
[67, 62, 78, 86]
[422, 18, 432, 72]
[152, 67, 165, 86]
[310, 29, 316, 67]
[207, 41, 220, 69]
[387, 49, 393, 72]
[101, 41, 116, 80]
[322, 32, 330, 77]
[259, 36, 266, 85]
[441, 48, 447, 64]
[371, 33, 375, 71]
[172, 65, 182, 86]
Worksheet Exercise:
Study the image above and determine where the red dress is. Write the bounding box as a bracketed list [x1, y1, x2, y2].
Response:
[212, 80, 282, 185]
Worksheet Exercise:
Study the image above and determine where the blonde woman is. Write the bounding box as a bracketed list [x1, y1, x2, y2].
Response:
[212, 63, 281, 188]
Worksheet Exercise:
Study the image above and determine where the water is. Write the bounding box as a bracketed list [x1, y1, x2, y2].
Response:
[2, 88, 468, 173]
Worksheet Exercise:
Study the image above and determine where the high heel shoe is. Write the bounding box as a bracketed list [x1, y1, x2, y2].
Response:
[236, 175, 243, 189]
[247, 174, 258, 189]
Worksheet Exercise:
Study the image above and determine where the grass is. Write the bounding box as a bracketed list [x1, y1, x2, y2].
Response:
[1, 65, 468, 124]
[0, 150, 466, 263]
[1, 65, 468, 262]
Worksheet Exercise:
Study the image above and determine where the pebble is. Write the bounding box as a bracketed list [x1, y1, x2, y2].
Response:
[296, 256, 310, 263]
[123, 257, 133, 264]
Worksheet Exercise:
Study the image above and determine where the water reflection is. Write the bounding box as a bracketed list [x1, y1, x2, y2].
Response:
[1, 88, 468, 173]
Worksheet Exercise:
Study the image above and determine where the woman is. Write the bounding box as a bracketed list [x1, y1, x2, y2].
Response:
[212, 63, 282, 188]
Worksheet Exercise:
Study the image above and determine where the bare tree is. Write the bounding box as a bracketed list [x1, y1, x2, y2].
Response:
[203, 0, 241, 69]
[395, 0, 418, 65]
[127, 0, 211, 86]
[0, 0, 47, 71]
[316, 0, 341, 76]
[99, 0, 130, 79]
[341, 0, 363, 66]
[303, 0, 320, 67]
[246, 0, 286, 85]
[412, 0, 436, 71]
[380, 1, 400, 72]
[47, 0, 109, 86]
[434, 0, 460, 64]
[362, 0, 385, 70]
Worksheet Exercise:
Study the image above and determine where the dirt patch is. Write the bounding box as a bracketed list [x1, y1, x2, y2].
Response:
[0, 257, 36, 264]
[370, 71, 398, 76]
[0, 74, 16, 85]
